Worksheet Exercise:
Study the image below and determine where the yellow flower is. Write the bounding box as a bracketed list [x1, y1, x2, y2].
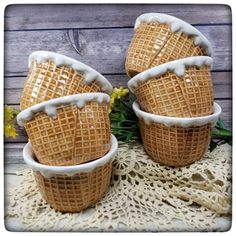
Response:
[4, 105, 15, 121]
[109, 96, 115, 113]
[109, 87, 129, 113]
[4, 105, 19, 138]
[117, 87, 129, 98]
[4, 124, 17, 138]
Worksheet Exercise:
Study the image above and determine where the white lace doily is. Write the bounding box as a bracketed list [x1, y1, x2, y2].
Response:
[5, 142, 232, 231]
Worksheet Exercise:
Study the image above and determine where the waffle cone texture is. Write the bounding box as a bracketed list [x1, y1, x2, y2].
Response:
[18, 95, 111, 166]
[133, 102, 221, 167]
[139, 120, 211, 167]
[20, 60, 105, 111]
[129, 64, 214, 117]
[33, 161, 112, 213]
[22, 136, 118, 213]
[125, 22, 207, 78]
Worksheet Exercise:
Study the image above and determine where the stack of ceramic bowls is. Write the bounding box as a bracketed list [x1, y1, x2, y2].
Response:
[126, 13, 222, 167]
[17, 51, 118, 212]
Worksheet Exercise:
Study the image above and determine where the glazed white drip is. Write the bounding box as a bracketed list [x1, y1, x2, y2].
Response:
[29, 51, 113, 94]
[17, 93, 110, 126]
[132, 101, 222, 128]
[23, 135, 118, 178]
[134, 13, 213, 55]
[128, 56, 213, 93]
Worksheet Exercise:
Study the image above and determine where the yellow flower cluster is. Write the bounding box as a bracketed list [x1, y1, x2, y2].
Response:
[4, 105, 18, 138]
[4, 124, 17, 138]
[109, 87, 129, 113]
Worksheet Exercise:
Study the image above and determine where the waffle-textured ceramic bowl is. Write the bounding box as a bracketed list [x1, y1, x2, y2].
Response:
[20, 51, 113, 110]
[128, 56, 214, 117]
[133, 101, 221, 167]
[17, 93, 111, 166]
[125, 13, 212, 78]
[23, 134, 118, 213]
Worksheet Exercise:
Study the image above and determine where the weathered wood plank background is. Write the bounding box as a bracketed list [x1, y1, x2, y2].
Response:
[4, 4, 232, 155]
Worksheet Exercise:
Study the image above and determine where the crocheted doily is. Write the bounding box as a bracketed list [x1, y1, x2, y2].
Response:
[5, 142, 232, 232]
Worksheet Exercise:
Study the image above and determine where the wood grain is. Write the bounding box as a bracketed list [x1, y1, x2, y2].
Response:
[4, 143, 25, 164]
[4, 25, 232, 76]
[4, 4, 232, 31]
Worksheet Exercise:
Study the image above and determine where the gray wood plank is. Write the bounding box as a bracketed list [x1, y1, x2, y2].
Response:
[5, 4, 232, 31]
[4, 71, 232, 106]
[217, 99, 232, 129]
[4, 142, 25, 164]
[4, 25, 232, 76]
[3, 99, 232, 143]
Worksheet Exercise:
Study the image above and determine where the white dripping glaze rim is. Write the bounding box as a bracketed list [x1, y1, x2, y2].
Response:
[134, 13, 212, 56]
[17, 92, 110, 126]
[132, 101, 222, 127]
[128, 56, 213, 93]
[23, 135, 118, 178]
[29, 51, 113, 95]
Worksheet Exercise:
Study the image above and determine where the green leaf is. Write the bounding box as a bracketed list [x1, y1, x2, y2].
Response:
[212, 127, 232, 138]
[209, 140, 218, 152]
[216, 118, 226, 129]
[109, 93, 140, 143]
[210, 119, 232, 151]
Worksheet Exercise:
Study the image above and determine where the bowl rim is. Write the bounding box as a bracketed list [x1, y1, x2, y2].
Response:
[29, 50, 113, 94]
[134, 13, 212, 56]
[17, 92, 110, 126]
[127, 56, 213, 93]
[132, 101, 222, 127]
[23, 134, 118, 178]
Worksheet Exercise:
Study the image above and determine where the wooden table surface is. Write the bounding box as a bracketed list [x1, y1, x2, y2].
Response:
[4, 4, 232, 231]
